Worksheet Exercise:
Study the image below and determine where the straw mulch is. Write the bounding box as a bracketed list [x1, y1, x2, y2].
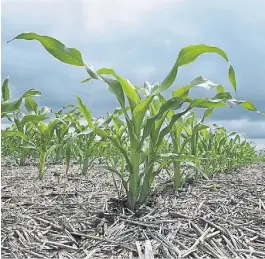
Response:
[1, 161, 265, 258]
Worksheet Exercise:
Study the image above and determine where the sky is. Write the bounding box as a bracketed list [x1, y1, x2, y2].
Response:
[1, 0, 265, 150]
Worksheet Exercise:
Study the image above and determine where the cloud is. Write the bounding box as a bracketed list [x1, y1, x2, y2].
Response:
[1, 0, 265, 143]
[134, 65, 157, 80]
[80, 0, 183, 36]
[208, 118, 265, 139]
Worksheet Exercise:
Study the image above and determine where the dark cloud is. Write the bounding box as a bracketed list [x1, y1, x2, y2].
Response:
[1, 0, 265, 142]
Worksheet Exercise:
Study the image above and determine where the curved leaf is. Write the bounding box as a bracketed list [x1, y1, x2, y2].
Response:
[157, 44, 236, 93]
[1, 130, 28, 140]
[84, 63, 99, 80]
[229, 99, 260, 112]
[132, 95, 154, 135]
[81, 77, 92, 83]
[9, 32, 84, 66]
[172, 76, 220, 100]
[21, 114, 47, 124]
[98, 68, 140, 108]
[76, 96, 94, 128]
[2, 77, 10, 101]
[101, 77, 125, 108]
[189, 98, 226, 109]
[24, 97, 38, 113]
[1, 97, 23, 115]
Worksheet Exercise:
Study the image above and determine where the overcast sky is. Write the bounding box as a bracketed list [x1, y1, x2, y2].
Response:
[1, 0, 265, 149]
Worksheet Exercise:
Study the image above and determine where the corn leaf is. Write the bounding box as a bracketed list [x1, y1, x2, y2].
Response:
[25, 97, 38, 113]
[1, 98, 23, 115]
[98, 68, 140, 108]
[1, 130, 28, 140]
[132, 95, 154, 135]
[101, 77, 125, 108]
[2, 77, 10, 101]
[76, 96, 94, 128]
[22, 89, 42, 98]
[21, 114, 47, 124]
[157, 44, 236, 93]
[84, 63, 99, 80]
[9, 33, 84, 66]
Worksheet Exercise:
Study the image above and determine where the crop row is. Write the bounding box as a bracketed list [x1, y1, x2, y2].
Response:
[1, 33, 265, 210]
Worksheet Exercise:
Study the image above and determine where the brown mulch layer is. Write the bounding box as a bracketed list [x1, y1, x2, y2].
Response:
[1, 162, 265, 259]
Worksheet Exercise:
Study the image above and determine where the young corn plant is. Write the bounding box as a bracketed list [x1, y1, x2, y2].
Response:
[1, 81, 46, 165]
[1, 77, 42, 120]
[53, 105, 80, 163]
[9, 32, 264, 210]
[64, 97, 109, 174]
[28, 117, 67, 179]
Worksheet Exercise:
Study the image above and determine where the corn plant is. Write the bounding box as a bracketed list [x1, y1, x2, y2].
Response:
[52, 105, 80, 163]
[1, 80, 45, 165]
[64, 97, 99, 174]
[27, 117, 67, 178]
[1, 77, 41, 120]
[4, 98, 67, 177]
[8, 32, 264, 210]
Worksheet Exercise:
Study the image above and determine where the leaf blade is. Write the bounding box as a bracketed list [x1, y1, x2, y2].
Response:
[9, 32, 84, 66]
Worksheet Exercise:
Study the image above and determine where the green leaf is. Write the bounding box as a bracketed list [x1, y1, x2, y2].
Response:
[76, 96, 94, 128]
[9, 32, 84, 66]
[46, 119, 63, 137]
[229, 99, 259, 112]
[81, 77, 92, 83]
[154, 97, 185, 120]
[172, 85, 191, 100]
[202, 108, 214, 120]
[22, 89, 42, 98]
[2, 77, 10, 101]
[94, 128, 109, 137]
[1, 97, 23, 115]
[157, 44, 235, 93]
[172, 77, 219, 100]
[132, 95, 154, 135]
[98, 68, 140, 108]
[100, 77, 125, 108]
[212, 92, 233, 100]
[217, 85, 225, 93]
[193, 124, 209, 134]
[47, 144, 60, 160]
[156, 108, 193, 148]
[189, 98, 226, 109]
[84, 63, 99, 80]
[77, 128, 94, 136]
[178, 45, 228, 66]
[118, 76, 141, 108]
[39, 106, 52, 116]
[1, 130, 28, 140]
[21, 114, 47, 124]
[24, 97, 38, 113]
[139, 97, 186, 148]
[229, 65, 236, 91]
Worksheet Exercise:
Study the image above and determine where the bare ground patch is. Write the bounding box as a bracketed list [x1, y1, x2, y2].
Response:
[1, 162, 265, 258]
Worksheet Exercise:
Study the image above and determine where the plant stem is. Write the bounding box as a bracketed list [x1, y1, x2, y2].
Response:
[127, 149, 139, 210]
[38, 151, 47, 179]
[173, 160, 181, 189]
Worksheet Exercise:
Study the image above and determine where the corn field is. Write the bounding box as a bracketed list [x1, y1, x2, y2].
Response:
[1, 33, 265, 258]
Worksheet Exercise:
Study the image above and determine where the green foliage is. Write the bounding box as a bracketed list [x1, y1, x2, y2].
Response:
[1, 33, 264, 211]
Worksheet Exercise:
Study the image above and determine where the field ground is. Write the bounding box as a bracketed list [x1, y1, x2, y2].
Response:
[1, 162, 265, 259]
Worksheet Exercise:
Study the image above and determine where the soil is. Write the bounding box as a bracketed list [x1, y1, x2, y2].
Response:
[1, 162, 265, 258]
